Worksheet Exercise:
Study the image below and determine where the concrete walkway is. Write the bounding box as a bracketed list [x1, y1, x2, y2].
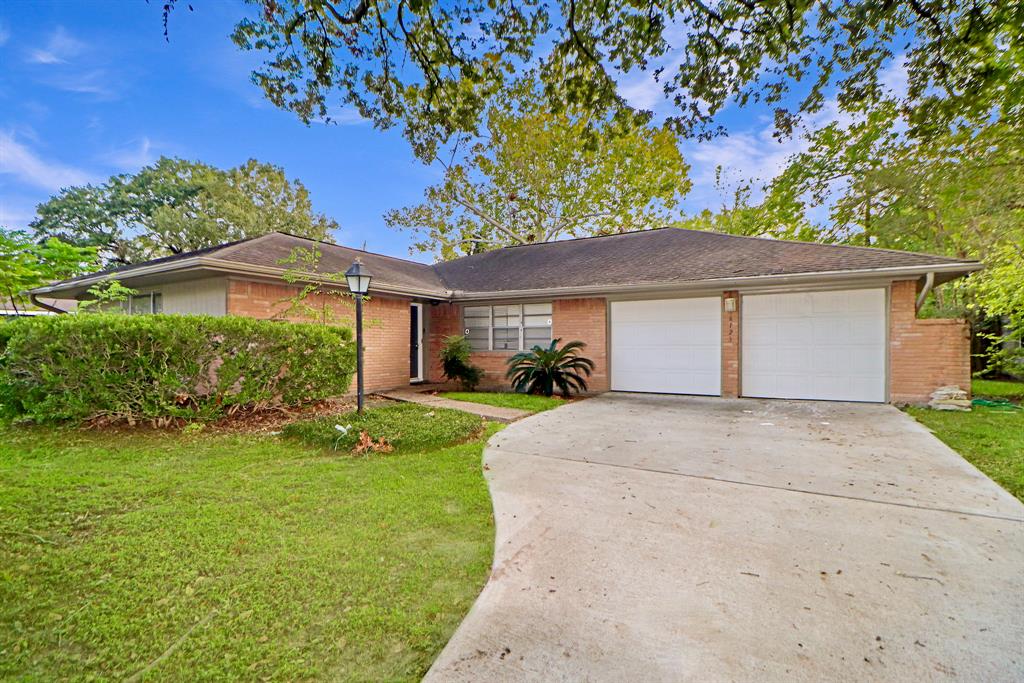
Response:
[426, 393, 1024, 682]
[378, 389, 530, 423]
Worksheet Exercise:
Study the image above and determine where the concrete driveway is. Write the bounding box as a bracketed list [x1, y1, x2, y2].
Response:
[426, 394, 1024, 682]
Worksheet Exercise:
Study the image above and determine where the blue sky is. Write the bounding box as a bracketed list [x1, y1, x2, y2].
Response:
[0, 2, 883, 262]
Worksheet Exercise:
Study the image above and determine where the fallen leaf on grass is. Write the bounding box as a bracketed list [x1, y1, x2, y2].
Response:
[354, 431, 394, 454]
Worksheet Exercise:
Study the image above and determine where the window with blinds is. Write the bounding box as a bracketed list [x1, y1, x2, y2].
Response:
[462, 303, 553, 351]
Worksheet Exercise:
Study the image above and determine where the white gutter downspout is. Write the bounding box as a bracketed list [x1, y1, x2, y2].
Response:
[30, 293, 66, 314]
[916, 271, 935, 312]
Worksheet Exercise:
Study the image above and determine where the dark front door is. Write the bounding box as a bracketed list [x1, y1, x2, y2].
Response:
[410, 304, 420, 381]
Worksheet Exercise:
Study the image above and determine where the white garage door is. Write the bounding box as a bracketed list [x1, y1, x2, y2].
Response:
[742, 289, 886, 402]
[610, 298, 721, 395]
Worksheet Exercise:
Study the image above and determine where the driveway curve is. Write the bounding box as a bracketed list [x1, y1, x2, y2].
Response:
[426, 393, 1024, 682]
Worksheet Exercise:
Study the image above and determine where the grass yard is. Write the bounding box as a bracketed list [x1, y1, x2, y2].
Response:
[282, 401, 485, 452]
[440, 391, 568, 413]
[972, 377, 1024, 403]
[907, 385, 1024, 501]
[0, 404, 498, 681]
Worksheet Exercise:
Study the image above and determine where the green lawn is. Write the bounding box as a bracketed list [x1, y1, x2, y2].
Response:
[282, 401, 485, 452]
[907, 405, 1024, 501]
[0, 405, 498, 681]
[972, 377, 1024, 402]
[440, 391, 568, 413]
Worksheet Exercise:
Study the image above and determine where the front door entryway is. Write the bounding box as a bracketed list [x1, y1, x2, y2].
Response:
[410, 303, 423, 382]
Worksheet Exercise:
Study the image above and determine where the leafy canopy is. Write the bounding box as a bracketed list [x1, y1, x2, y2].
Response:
[0, 229, 98, 313]
[687, 118, 1024, 371]
[386, 80, 690, 258]
[31, 157, 338, 265]
[165, 0, 1023, 157]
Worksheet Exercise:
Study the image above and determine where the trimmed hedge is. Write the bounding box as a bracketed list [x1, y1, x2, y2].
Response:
[0, 314, 355, 423]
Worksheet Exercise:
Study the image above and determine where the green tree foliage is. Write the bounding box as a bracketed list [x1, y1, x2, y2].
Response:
[165, 0, 1022, 157]
[385, 81, 690, 258]
[0, 229, 98, 313]
[31, 157, 338, 265]
[77, 280, 138, 313]
[696, 119, 1024, 372]
[276, 245, 354, 325]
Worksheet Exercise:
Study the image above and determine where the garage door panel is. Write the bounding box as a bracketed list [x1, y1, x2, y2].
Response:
[810, 317, 849, 340]
[613, 369, 721, 395]
[740, 318, 775, 342]
[742, 289, 885, 402]
[776, 318, 814, 344]
[611, 298, 721, 396]
[616, 345, 718, 372]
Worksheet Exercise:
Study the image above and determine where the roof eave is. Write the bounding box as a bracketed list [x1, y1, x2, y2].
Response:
[30, 256, 452, 300]
[31, 254, 981, 303]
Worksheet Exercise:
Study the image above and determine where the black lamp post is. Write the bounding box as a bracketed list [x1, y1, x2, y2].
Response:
[345, 259, 373, 413]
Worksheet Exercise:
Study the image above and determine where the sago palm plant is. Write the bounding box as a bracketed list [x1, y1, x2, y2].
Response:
[505, 338, 594, 397]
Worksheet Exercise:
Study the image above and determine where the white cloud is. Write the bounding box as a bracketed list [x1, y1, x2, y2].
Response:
[0, 132, 92, 191]
[45, 68, 116, 98]
[681, 98, 855, 212]
[104, 137, 156, 170]
[879, 56, 909, 100]
[23, 27, 118, 99]
[613, 16, 696, 114]
[26, 26, 86, 65]
[618, 71, 667, 111]
[623, 41, 908, 216]
[316, 105, 369, 126]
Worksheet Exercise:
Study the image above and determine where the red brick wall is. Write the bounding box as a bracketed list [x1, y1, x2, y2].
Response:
[721, 290, 741, 398]
[553, 298, 608, 393]
[426, 303, 460, 386]
[467, 352, 518, 389]
[423, 303, 518, 389]
[889, 279, 971, 404]
[226, 278, 412, 392]
[425, 298, 609, 393]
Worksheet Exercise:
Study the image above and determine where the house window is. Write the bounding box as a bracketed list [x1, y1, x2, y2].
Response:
[463, 303, 552, 351]
[126, 292, 162, 315]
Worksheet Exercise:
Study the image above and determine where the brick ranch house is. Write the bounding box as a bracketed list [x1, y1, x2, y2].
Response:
[32, 229, 981, 404]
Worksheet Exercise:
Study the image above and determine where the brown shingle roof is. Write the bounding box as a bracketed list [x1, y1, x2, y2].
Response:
[213, 233, 447, 295]
[433, 228, 978, 293]
[37, 228, 979, 299]
[40, 232, 447, 296]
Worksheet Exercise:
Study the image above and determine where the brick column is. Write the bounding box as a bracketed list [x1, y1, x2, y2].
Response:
[425, 302, 461, 384]
[721, 290, 741, 398]
[888, 280, 971, 404]
[553, 298, 608, 393]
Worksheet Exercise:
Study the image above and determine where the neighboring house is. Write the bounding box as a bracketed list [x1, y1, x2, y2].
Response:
[0, 298, 77, 316]
[31, 229, 981, 404]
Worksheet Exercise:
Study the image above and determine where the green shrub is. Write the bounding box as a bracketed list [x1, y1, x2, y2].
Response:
[0, 313, 355, 423]
[439, 335, 484, 390]
[282, 403, 483, 453]
[0, 318, 24, 419]
[506, 338, 594, 397]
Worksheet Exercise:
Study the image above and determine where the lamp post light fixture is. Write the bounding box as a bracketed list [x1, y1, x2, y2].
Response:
[345, 259, 373, 413]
